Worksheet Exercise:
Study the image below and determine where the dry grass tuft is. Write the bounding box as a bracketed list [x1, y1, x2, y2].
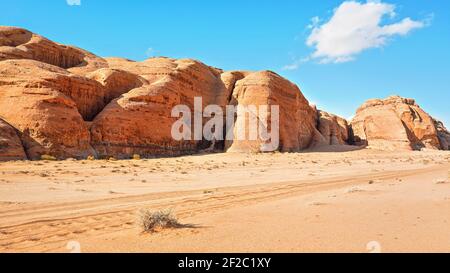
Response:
[137, 209, 183, 233]
[41, 154, 57, 161]
[436, 179, 448, 185]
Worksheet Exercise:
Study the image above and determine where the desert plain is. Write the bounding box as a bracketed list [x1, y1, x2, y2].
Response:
[0, 147, 449, 253]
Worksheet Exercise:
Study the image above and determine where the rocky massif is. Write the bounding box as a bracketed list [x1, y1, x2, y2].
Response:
[0, 26, 448, 161]
[350, 96, 445, 151]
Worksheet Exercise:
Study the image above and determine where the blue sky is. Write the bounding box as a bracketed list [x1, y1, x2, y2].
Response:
[2, 0, 449, 126]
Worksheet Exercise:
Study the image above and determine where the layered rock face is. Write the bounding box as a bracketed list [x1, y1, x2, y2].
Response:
[0, 26, 107, 72]
[90, 58, 231, 158]
[0, 26, 447, 161]
[351, 96, 442, 151]
[313, 110, 350, 146]
[225, 71, 318, 152]
[0, 59, 98, 159]
[0, 26, 340, 160]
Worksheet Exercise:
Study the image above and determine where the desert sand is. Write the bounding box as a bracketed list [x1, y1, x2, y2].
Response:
[0, 148, 449, 253]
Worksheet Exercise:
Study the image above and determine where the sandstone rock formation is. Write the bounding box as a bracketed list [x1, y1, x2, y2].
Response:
[0, 59, 103, 159]
[434, 119, 450, 150]
[0, 119, 27, 161]
[90, 57, 230, 158]
[225, 71, 318, 152]
[351, 96, 442, 151]
[0, 26, 107, 73]
[314, 110, 350, 146]
[0, 26, 447, 161]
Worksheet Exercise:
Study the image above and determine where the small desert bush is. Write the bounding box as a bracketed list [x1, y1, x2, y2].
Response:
[436, 179, 448, 185]
[41, 154, 57, 161]
[132, 154, 141, 160]
[137, 209, 181, 233]
[87, 155, 95, 161]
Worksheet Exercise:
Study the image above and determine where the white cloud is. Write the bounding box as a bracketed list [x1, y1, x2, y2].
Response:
[66, 0, 81, 6]
[307, 16, 321, 29]
[306, 1, 425, 64]
[282, 63, 301, 71]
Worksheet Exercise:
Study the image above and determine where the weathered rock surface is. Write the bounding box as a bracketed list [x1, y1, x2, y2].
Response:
[90, 58, 230, 158]
[225, 71, 318, 152]
[434, 119, 450, 150]
[351, 96, 441, 151]
[86, 68, 146, 105]
[0, 119, 27, 160]
[0, 26, 107, 72]
[315, 110, 350, 146]
[0, 59, 99, 159]
[0, 26, 447, 161]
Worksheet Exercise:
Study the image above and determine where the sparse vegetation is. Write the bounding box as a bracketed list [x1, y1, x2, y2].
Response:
[133, 154, 141, 160]
[310, 202, 327, 206]
[39, 172, 50, 177]
[436, 179, 448, 185]
[137, 209, 182, 233]
[41, 154, 57, 161]
[87, 155, 95, 161]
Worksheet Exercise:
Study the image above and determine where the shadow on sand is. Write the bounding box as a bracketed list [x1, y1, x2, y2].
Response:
[301, 144, 366, 153]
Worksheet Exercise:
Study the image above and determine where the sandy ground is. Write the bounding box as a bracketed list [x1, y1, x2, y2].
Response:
[0, 147, 449, 253]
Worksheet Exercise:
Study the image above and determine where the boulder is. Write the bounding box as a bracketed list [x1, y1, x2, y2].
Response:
[351, 96, 441, 151]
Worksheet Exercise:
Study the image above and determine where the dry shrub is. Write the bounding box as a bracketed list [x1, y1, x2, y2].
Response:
[137, 209, 182, 233]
